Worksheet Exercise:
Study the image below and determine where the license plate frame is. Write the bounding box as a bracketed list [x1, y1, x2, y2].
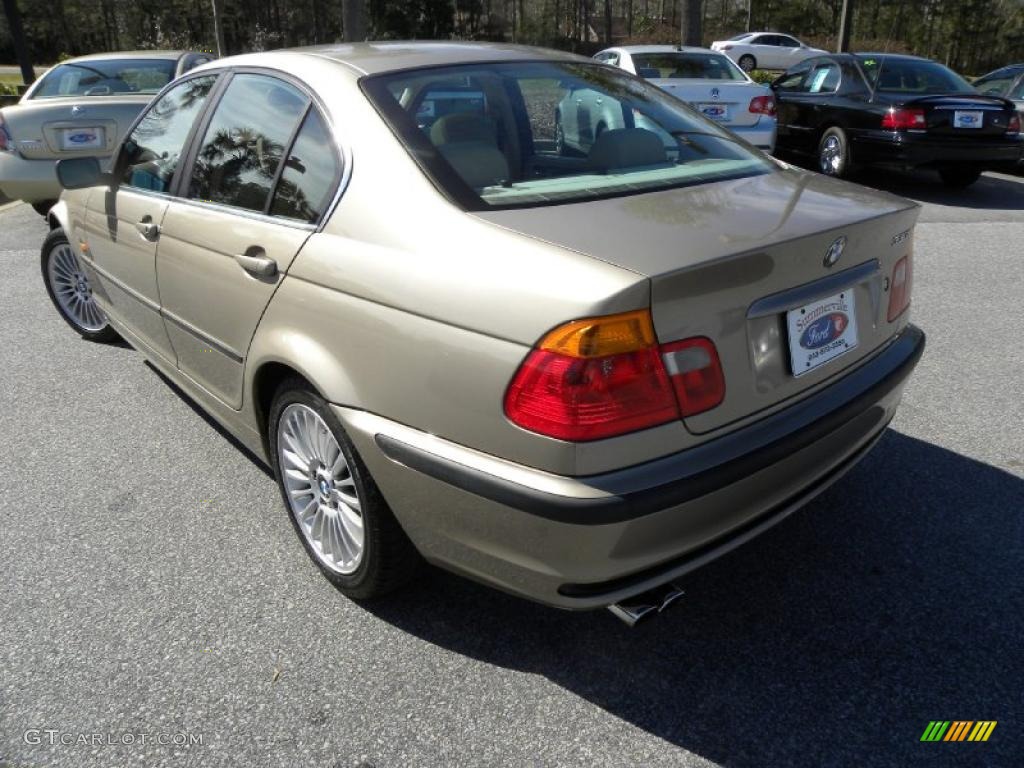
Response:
[953, 110, 984, 129]
[61, 127, 105, 150]
[786, 290, 858, 377]
[697, 103, 730, 122]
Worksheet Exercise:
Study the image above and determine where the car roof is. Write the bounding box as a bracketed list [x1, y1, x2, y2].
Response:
[279, 41, 588, 76]
[608, 45, 721, 55]
[53, 50, 194, 64]
[853, 52, 930, 61]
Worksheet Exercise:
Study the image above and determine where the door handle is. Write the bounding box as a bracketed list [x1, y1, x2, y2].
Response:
[234, 249, 277, 278]
[135, 218, 159, 241]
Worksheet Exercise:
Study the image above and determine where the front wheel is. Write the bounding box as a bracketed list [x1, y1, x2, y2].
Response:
[738, 54, 756, 72]
[269, 379, 420, 599]
[817, 127, 851, 178]
[938, 168, 982, 188]
[41, 228, 118, 342]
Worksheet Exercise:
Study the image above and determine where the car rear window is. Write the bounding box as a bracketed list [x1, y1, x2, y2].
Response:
[362, 61, 773, 210]
[857, 56, 974, 95]
[631, 53, 746, 81]
[31, 59, 177, 98]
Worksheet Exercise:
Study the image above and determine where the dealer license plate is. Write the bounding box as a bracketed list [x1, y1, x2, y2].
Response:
[786, 291, 858, 377]
[953, 110, 984, 129]
[61, 127, 104, 150]
[697, 103, 730, 121]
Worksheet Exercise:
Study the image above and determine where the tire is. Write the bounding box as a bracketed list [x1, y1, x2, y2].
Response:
[32, 200, 57, 217]
[738, 54, 757, 72]
[269, 378, 420, 599]
[817, 126, 851, 178]
[938, 168, 982, 188]
[41, 228, 119, 342]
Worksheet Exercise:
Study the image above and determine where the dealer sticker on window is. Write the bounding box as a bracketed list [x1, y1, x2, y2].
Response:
[786, 291, 858, 376]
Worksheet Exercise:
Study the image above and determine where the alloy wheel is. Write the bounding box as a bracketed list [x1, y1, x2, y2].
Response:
[819, 135, 843, 175]
[47, 243, 107, 332]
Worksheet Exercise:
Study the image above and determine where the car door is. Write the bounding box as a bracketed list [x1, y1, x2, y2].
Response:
[775, 36, 805, 68]
[155, 72, 341, 409]
[796, 59, 843, 148]
[83, 73, 219, 362]
[772, 60, 813, 149]
[753, 36, 781, 69]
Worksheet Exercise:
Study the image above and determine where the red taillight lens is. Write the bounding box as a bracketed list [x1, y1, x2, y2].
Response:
[887, 253, 913, 322]
[1008, 113, 1021, 135]
[881, 107, 926, 131]
[661, 337, 726, 416]
[504, 347, 679, 441]
[504, 311, 725, 441]
[749, 95, 776, 116]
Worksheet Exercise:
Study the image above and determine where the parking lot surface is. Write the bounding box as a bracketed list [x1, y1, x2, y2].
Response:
[1, 170, 1021, 767]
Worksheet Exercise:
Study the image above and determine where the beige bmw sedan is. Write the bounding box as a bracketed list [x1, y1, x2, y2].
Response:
[42, 42, 924, 623]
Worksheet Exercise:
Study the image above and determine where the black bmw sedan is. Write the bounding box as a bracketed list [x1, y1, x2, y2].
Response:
[772, 53, 1023, 187]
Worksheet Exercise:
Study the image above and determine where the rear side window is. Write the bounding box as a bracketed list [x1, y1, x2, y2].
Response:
[120, 75, 218, 193]
[974, 72, 1017, 97]
[189, 74, 308, 213]
[269, 110, 340, 223]
[807, 62, 841, 93]
[774, 62, 813, 92]
[32, 59, 176, 98]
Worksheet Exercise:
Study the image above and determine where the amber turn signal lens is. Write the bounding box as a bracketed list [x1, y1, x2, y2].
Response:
[537, 309, 656, 359]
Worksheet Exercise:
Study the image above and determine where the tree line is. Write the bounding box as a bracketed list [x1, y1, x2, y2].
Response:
[2, 0, 1022, 79]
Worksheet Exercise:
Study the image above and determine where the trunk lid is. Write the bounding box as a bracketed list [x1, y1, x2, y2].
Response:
[877, 92, 1016, 137]
[0, 95, 150, 160]
[475, 168, 919, 434]
[649, 79, 766, 127]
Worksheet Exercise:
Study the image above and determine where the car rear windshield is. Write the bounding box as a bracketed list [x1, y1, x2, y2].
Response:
[857, 56, 974, 95]
[31, 59, 177, 99]
[362, 61, 773, 210]
[631, 53, 746, 81]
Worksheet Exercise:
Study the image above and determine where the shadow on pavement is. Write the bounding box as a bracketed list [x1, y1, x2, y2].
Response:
[363, 430, 1022, 766]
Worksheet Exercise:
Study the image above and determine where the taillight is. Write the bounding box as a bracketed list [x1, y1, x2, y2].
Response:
[749, 95, 776, 116]
[887, 253, 913, 322]
[881, 107, 926, 131]
[504, 310, 725, 441]
[661, 337, 726, 417]
[1008, 113, 1021, 135]
[0, 114, 12, 152]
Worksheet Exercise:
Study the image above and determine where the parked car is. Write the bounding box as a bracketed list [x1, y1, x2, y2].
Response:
[42, 43, 924, 623]
[710, 32, 826, 72]
[772, 53, 1023, 187]
[593, 45, 776, 151]
[0, 50, 214, 214]
[973, 64, 1024, 113]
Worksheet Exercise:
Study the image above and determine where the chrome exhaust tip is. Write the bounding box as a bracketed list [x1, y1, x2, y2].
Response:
[607, 583, 685, 627]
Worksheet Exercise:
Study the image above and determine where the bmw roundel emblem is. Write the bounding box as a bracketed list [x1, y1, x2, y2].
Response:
[823, 236, 846, 268]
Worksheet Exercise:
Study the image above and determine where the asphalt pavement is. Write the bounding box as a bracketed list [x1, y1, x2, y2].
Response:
[0, 169, 1021, 768]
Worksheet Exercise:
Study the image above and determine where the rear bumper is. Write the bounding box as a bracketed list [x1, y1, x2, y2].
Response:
[0, 151, 63, 204]
[728, 118, 777, 152]
[339, 324, 925, 609]
[853, 131, 1023, 169]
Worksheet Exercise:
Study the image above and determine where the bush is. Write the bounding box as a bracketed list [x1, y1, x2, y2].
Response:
[748, 69, 777, 85]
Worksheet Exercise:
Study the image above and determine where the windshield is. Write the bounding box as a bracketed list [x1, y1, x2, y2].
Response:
[632, 53, 747, 81]
[362, 61, 773, 210]
[31, 59, 177, 98]
[857, 56, 974, 95]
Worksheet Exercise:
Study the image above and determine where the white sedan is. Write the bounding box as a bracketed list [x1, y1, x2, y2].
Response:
[710, 32, 826, 72]
[593, 45, 776, 151]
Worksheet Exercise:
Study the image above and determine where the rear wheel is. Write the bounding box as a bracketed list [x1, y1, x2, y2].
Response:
[938, 168, 982, 188]
[738, 54, 757, 72]
[269, 378, 420, 599]
[817, 127, 851, 178]
[41, 228, 118, 342]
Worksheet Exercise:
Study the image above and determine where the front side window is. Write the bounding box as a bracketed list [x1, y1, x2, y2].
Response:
[363, 61, 773, 210]
[120, 75, 218, 193]
[974, 72, 1017, 97]
[858, 56, 974, 95]
[32, 59, 177, 99]
[632, 53, 746, 81]
[1010, 78, 1024, 100]
[773, 62, 813, 92]
[807, 62, 841, 93]
[269, 110, 340, 223]
[189, 74, 308, 213]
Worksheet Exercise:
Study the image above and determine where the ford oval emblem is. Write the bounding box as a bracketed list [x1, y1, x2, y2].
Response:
[823, 236, 846, 268]
[800, 312, 849, 349]
[710, 87, 720, 99]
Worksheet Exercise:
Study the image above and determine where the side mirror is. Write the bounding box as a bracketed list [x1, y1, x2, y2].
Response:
[56, 156, 108, 190]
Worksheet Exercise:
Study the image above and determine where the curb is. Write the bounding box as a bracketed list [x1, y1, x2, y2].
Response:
[0, 199, 25, 214]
